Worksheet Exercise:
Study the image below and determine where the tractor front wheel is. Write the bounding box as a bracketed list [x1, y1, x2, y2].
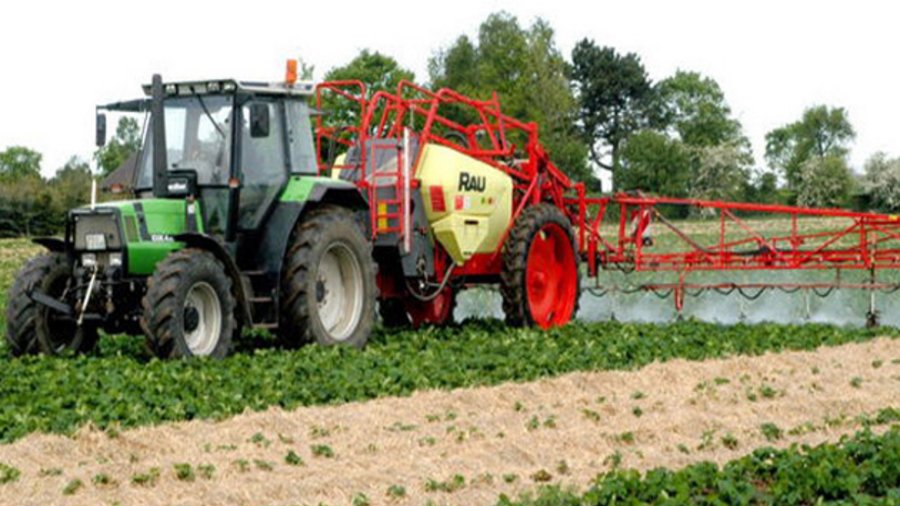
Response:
[501, 204, 580, 329]
[141, 249, 237, 359]
[280, 206, 377, 347]
[6, 252, 98, 356]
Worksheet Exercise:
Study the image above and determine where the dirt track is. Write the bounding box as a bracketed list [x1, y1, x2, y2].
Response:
[0, 338, 897, 506]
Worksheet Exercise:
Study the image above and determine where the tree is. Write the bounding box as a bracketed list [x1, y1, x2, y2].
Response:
[796, 155, 855, 208]
[862, 152, 900, 211]
[570, 40, 659, 181]
[765, 105, 855, 189]
[95, 117, 142, 176]
[618, 130, 691, 199]
[0, 146, 42, 180]
[690, 145, 752, 204]
[657, 70, 744, 148]
[429, 13, 590, 181]
[51, 156, 93, 210]
[323, 49, 415, 128]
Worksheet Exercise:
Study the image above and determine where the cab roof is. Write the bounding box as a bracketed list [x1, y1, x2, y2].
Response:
[140, 79, 315, 98]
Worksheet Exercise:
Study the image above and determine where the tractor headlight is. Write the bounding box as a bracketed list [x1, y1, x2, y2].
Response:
[81, 253, 97, 268]
[109, 253, 123, 268]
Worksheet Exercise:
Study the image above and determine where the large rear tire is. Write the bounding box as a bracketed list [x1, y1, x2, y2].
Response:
[141, 249, 237, 359]
[280, 206, 377, 347]
[6, 252, 97, 356]
[501, 204, 580, 328]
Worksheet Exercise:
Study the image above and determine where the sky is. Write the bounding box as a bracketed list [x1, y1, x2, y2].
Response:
[1, 0, 898, 187]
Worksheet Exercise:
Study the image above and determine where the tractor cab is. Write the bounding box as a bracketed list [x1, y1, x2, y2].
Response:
[97, 78, 320, 238]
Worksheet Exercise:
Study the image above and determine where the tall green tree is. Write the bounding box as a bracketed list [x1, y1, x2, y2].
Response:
[657, 70, 744, 148]
[50, 156, 93, 210]
[95, 117, 142, 176]
[795, 155, 855, 208]
[765, 105, 855, 190]
[429, 12, 589, 182]
[618, 130, 691, 199]
[323, 49, 415, 129]
[569, 40, 658, 183]
[656, 70, 753, 203]
[0, 146, 42, 180]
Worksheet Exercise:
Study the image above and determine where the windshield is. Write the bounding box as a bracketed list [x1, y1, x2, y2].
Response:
[136, 95, 233, 188]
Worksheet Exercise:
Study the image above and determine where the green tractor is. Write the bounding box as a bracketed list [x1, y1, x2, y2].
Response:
[5, 75, 378, 358]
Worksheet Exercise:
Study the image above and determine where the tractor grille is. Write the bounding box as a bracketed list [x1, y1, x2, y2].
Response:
[73, 212, 123, 251]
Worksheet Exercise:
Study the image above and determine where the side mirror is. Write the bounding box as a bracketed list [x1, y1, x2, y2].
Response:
[249, 104, 270, 138]
[95, 113, 107, 147]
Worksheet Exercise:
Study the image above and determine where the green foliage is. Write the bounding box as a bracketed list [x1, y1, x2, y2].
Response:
[570, 39, 658, 178]
[386, 484, 407, 498]
[425, 474, 466, 493]
[657, 70, 745, 148]
[499, 427, 900, 505]
[311, 444, 334, 458]
[618, 130, 692, 198]
[131, 467, 160, 486]
[95, 117, 141, 176]
[0, 146, 42, 180]
[322, 49, 415, 131]
[760, 422, 784, 442]
[430, 12, 590, 182]
[173, 462, 195, 481]
[0, 462, 20, 484]
[765, 105, 855, 190]
[0, 154, 96, 238]
[796, 155, 855, 208]
[862, 152, 900, 211]
[284, 449, 304, 466]
[62, 478, 83, 495]
[0, 318, 894, 443]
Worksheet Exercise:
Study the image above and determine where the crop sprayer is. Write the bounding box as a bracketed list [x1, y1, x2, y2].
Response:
[7, 60, 900, 359]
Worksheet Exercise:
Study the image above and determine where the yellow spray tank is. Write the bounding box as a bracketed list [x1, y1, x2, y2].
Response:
[415, 144, 512, 264]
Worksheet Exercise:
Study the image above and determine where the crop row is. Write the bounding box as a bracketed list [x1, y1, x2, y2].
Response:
[0, 319, 894, 444]
[499, 426, 900, 505]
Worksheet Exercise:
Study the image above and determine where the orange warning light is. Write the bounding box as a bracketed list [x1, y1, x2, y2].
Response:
[285, 59, 298, 86]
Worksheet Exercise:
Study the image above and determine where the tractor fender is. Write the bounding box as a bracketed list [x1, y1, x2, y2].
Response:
[253, 182, 369, 294]
[172, 233, 254, 326]
[306, 183, 368, 211]
[32, 237, 67, 252]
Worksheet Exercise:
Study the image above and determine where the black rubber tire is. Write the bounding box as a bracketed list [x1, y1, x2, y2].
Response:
[500, 203, 581, 327]
[6, 252, 97, 356]
[141, 249, 237, 359]
[279, 205, 377, 347]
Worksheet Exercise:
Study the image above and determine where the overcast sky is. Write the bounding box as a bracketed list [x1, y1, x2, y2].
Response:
[1, 0, 898, 183]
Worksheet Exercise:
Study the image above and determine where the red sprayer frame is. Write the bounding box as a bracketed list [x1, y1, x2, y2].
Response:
[315, 80, 900, 315]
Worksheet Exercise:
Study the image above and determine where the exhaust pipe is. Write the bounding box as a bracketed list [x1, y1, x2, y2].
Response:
[150, 74, 169, 197]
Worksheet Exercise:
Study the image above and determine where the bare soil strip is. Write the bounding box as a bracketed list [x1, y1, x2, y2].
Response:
[1, 338, 897, 506]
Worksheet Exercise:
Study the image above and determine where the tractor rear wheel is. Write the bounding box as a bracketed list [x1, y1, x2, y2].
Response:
[501, 204, 580, 329]
[6, 252, 98, 356]
[280, 206, 377, 347]
[141, 249, 237, 359]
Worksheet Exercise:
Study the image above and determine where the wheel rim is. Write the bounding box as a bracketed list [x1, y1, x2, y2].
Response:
[525, 223, 578, 329]
[406, 287, 454, 328]
[183, 281, 222, 356]
[316, 242, 364, 341]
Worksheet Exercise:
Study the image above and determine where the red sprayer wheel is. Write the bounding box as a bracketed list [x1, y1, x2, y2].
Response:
[525, 223, 578, 328]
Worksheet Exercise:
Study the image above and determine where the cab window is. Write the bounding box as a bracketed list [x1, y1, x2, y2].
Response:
[238, 101, 287, 229]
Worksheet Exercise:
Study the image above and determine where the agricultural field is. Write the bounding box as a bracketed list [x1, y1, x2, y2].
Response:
[0, 231, 898, 505]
